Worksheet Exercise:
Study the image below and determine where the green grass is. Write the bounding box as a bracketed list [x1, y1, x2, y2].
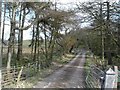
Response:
[84, 51, 93, 67]
[5, 66, 57, 88]
[84, 51, 96, 88]
[53, 53, 75, 65]
[15, 68, 52, 88]
[6, 53, 76, 88]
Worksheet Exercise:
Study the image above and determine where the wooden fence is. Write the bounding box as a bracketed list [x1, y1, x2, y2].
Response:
[2, 67, 25, 88]
[1, 62, 39, 88]
[2, 63, 119, 88]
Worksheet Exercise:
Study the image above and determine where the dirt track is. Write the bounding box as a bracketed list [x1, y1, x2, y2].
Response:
[33, 51, 86, 88]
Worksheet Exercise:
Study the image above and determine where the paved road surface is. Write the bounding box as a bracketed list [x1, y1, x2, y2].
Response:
[33, 52, 86, 88]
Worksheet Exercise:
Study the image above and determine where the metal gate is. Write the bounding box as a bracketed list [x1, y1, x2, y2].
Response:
[85, 65, 105, 88]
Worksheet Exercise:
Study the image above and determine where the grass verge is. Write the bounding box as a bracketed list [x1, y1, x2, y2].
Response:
[9, 53, 75, 88]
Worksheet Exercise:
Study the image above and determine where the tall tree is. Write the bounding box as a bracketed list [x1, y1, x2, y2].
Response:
[1, 4, 6, 58]
[7, 2, 17, 70]
[0, 1, 1, 65]
[17, 3, 26, 64]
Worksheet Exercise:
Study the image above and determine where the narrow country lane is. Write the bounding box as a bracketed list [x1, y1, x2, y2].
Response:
[33, 51, 86, 88]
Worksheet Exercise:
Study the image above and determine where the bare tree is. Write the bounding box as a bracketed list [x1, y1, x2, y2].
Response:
[17, 3, 26, 64]
[1, 4, 6, 59]
[7, 3, 16, 70]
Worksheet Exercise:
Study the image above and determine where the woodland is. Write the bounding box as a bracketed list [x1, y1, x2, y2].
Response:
[0, 1, 120, 88]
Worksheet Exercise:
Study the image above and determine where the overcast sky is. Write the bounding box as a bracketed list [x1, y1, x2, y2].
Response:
[56, 0, 119, 4]
[1, 0, 119, 40]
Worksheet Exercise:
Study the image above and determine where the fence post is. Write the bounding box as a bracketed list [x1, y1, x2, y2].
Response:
[13, 66, 15, 79]
[17, 66, 23, 88]
[114, 66, 118, 88]
[104, 68, 116, 89]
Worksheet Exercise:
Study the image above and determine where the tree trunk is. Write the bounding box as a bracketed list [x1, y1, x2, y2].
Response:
[43, 23, 48, 63]
[49, 38, 55, 65]
[12, 28, 16, 57]
[105, 2, 111, 65]
[0, 2, 2, 89]
[17, 4, 22, 63]
[37, 24, 40, 70]
[100, 3, 105, 69]
[31, 25, 35, 58]
[17, 5, 25, 65]
[1, 4, 6, 58]
[7, 4, 16, 70]
[33, 20, 39, 61]
[48, 28, 57, 67]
